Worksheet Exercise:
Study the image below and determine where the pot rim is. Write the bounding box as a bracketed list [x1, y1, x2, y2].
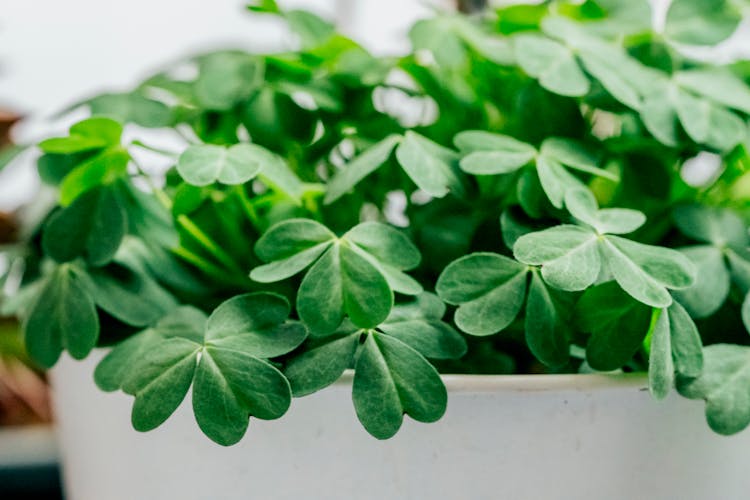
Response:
[334, 371, 649, 393]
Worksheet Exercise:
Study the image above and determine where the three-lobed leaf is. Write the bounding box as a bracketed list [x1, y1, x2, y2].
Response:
[24, 265, 99, 368]
[95, 293, 306, 446]
[251, 219, 422, 335]
[678, 344, 750, 435]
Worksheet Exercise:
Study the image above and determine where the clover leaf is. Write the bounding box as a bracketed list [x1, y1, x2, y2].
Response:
[454, 131, 616, 209]
[436, 253, 571, 367]
[77, 262, 177, 327]
[647, 302, 704, 399]
[42, 184, 127, 267]
[673, 205, 750, 317]
[24, 264, 99, 368]
[251, 219, 422, 335]
[640, 79, 747, 151]
[193, 52, 263, 111]
[85, 91, 173, 128]
[38, 117, 134, 205]
[324, 135, 401, 204]
[574, 282, 651, 371]
[324, 131, 467, 204]
[177, 143, 265, 186]
[514, 190, 695, 308]
[677, 344, 750, 435]
[284, 295, 464, 439]
[94, 293, 307, 446]
[177, 141, 304, 200]
[664, 0, 742, 46]
[513, 34, 590, 97]
[38, 117, 122, 154]
[395, 130, 467, 199]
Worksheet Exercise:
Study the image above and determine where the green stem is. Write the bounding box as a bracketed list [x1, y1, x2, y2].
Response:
[130, 140, 180, 159]
[233, 185, 260, 227]
[171, 247, 249, 287]
[176, 215, 243, 274]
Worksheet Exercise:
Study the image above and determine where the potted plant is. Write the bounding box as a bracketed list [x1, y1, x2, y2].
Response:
[4, 0, 750, 498]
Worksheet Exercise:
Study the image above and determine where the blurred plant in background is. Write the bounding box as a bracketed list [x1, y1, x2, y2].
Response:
[0, 112, 52, 427]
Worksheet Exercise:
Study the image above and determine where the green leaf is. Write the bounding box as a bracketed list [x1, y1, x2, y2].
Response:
[648, 309, 674, 400]
[513, 225, 601, 291]
[675, 68, 750, 114]
[576, 282, 652, 371]
[177, 143, 268, 186]
[193, 346, 291, 445]
[42, 185, 127, 267]
[539, 138, 606, 179]
[564, 189, 646, 235]
[352, 333, 446, 439]
[103, 293, 302, 445]
[204, 293, 307, 358]
[668, 301, 704, 378]
[324, 135, 401, 204]
[672, 246, 730, 318]
[743, 294, 750, 333]
[251, 218, 336, 281]
[285, 9, 335, 48]
[436, 253, 528, 336]
[457, 132, 536, 175]
[194, 53, 262, 110]
[38, 117, 122, 154]
[677, 344, 750, 435]
[255, 149, 305, 201]
[577, 48, 642, 110]
[535, 155, 585, 208]
[675, 89, 746, 151]
[285, 331, 360, 396]
[297, 243, 393, 334]
[59, 148, 130, 206]
[94, 329, 161, 392]
[24, 265, 99, 367]
[409, 18, 467, 68]
[665, 0, 741, 46]
[78, 263, 177, 327]
[344, 222, 421, 271]
[253, 220, 421, 335]
[673, 205, 749, 248]
[395, 131, 465, 198]
[87, 92, 173, 128]
[378, 294, 467, 360]
[125, 337, 201, 432]
[640, 86, 680, 146]
[513, 34, 590, 97]
[525, 272, 570, 368]
[602, 236, 696, 308]
[728, 249, 750, 294]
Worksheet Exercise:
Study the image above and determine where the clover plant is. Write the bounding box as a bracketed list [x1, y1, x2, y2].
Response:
[3, 0, 750, 445]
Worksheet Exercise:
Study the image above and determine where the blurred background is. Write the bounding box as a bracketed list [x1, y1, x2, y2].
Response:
[0, 0, 748, 498]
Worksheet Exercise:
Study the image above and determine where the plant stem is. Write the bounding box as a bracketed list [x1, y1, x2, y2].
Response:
[233, 185, 260, 227]
[170, 246, 249, 288]
[130, 140, 180, 159]
[176, 215, 243, 274]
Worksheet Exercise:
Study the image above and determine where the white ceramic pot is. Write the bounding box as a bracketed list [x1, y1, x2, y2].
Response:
[51, 353, 750, 500]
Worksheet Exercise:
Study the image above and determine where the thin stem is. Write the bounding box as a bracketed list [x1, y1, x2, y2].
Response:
[233, 185, 260, 227]
[176, 215, 243, 274]
[130, 140, 180, 159]
[170, 247, 249, 288]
